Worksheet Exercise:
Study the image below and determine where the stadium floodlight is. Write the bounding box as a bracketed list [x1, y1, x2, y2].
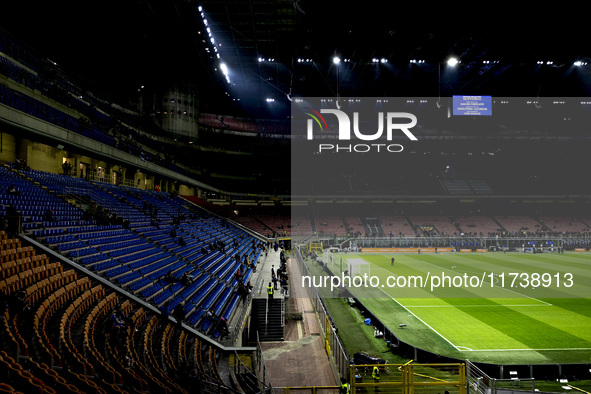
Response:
[447, 56, 459, 67]
[220, 62, 228, 76]
[333, 56, 341, 64]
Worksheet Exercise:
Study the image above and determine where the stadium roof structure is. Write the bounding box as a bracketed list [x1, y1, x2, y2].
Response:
[1, 1, 590, 119]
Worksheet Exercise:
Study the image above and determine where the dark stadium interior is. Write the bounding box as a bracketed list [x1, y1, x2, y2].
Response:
[0, 1, 590, 394]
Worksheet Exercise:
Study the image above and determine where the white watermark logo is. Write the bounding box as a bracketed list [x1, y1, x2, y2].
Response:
[304, 108, 418, 153]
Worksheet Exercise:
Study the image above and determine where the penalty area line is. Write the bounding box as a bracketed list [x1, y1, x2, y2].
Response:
[406, 304, 550, 308]
[411, 258, 554, 307]
[459, 347, 591, 352]
[377, 286, 460, 351]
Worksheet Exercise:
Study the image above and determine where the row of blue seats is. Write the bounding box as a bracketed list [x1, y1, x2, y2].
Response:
[212, 293, 241, 338]
[142, 223, 174, 233]
[0, 201, 79, 210]
[137, 256, 179, 277]
[190, 250, 220, 265]
[208, 256, 234, 278]
[218, 261, 241, 283]
[95, 239, 145, 252]
[45, 234, 77, 244]
[130, 260, 188, 294]
[69, 247, 98, 258]
[0, 197, 78, 206]
[118, 246, 160, 263]
[180, 272, 211, 301]
[180, 278, 218, 319]
[147, 260, 186, 283]
[116, 271, 141, 286]
[199, 252, 226, 272]
[152, 273, 197, 305]
[80, 252, 110, 265]
[76, 229, 129, 240]
[113, 252, 176, 291]
[23, 216, 58, 224]
[171, 240, 204, 257]
[0, 84, 117, 147]
[151, 282, 175, 303]
[156, 238, 179, 249]
[56, 240, 87, 251]
[201, 287, 234, 332]
[93, 259, 120, 272]
[67, 224, 123, 233]
[40, 219, 91, 228]
[31, 221, 98, 237]
[187, 282, 226, 325]
[148, 234, 170, 243]
[128, 251, 171, 270]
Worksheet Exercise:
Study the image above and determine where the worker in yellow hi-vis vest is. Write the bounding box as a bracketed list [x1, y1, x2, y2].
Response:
[372, 365, 381, 392]
[267, 282, 274, 301]
[339, 377, 350, 394]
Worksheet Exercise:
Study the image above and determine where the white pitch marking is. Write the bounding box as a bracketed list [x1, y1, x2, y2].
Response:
[376, 286, 460, 351]
[408, 258, 554, 306]
[406, 304, 550, 308]
[460, 347, 591, 352]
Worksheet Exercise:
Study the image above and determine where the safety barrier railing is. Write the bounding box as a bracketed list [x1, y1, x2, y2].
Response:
[350, 362, 466, 394]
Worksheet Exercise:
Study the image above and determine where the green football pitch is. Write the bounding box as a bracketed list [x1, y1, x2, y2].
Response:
[319, 252, 591, 365]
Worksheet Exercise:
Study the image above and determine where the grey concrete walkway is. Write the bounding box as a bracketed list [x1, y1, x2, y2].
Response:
[259, 248, 338, 389]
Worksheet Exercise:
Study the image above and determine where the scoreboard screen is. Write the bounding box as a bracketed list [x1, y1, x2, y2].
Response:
[453, 95, 492, 116]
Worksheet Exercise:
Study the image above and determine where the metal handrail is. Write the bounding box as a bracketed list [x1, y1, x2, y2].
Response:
[255, 332, 275, 394]
[280, 298, 285, 328]
[265, 295, 269, 336]
[229, 291, 252, 343]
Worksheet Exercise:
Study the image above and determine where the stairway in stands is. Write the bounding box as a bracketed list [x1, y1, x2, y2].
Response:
[252, 298, 284, 341]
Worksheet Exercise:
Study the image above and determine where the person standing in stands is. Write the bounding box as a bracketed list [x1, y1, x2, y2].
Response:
[280, 277, 288, 296]
[165, 270, 175, 284]
[217, 317, 229, 338]
[173, 303, 186, 326]
[267, 282, 274, 301]
[372, 365, 381, 391]
[6, 204, 20, 237]
[43, 209, 55, 222]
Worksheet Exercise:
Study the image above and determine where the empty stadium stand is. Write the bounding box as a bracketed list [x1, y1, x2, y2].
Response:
[0, 164, 270, 393]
